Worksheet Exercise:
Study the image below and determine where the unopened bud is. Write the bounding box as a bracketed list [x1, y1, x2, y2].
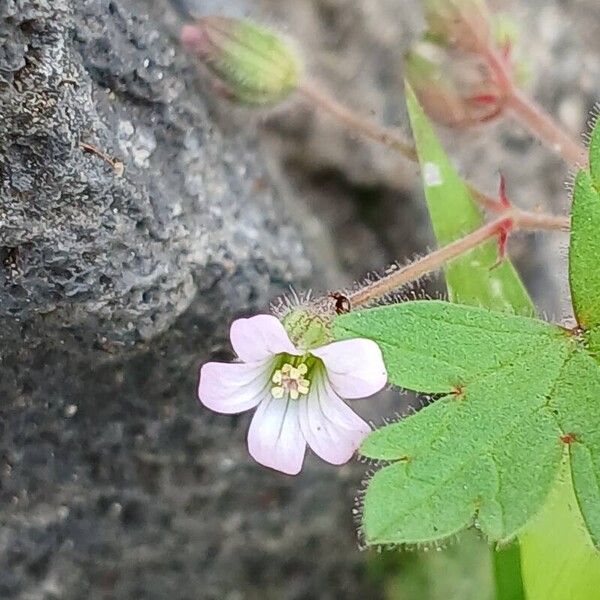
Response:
[181, 17, 301, 105]
[405, 45, 504, 128]
[424, 0, 492, 54]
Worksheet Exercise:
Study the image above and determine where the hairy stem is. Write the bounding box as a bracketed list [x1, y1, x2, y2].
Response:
[348, 208, 569, 308]
[298, 81, 418, 161]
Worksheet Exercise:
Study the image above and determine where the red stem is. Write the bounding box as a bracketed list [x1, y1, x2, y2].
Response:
[477, 35, 587, 167]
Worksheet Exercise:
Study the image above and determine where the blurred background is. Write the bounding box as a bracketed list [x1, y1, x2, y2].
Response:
[0, 0, 598, 598]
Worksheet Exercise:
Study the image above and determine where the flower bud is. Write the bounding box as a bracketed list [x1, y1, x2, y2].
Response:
[405, 44, 504, 128]
[181, 17, 301, 105]
[423, 0, 492, 54]
[282, 308, 332, 352]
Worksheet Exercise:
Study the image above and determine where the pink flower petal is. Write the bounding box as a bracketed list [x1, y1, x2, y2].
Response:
[199, 360, 272, 414]
[230, 315, 299, 362]
[299, 377, 371, 465]
[311, 338, 387, 399]
[247, 396, 306, 475]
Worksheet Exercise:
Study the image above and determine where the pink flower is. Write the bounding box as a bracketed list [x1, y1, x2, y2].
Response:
[198, 315, 387, 475]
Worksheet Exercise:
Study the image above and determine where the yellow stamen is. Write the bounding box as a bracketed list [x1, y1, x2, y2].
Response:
[270, 360, 313, 400]
[271, 386, 284, 399]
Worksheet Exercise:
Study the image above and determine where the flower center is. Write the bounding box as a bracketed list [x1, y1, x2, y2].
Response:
[271, 360, 312, 400]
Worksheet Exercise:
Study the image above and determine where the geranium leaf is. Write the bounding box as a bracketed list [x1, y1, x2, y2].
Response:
[406, 82, 533, 597]
[569, 169, 600, 329]
[548, 350, 600, 547]
[334, 301, 575, 545]
[589, 117, 600, 192]
[360, 348, 566, 545]
[333, 301, 570, 393]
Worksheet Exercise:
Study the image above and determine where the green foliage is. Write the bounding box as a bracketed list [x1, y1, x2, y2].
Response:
[406, 85, 534, 315]
[335, 302, 571, 544]
[334, 100, 600, 556]
[336, 300, 600, 548]
[338, 302, 562, 393]
[520, 473, 600, 600]
[406, 83, 531, 598]
[569, 170, 600, 329]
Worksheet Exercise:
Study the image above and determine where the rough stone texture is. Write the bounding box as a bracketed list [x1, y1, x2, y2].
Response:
[0, 1, 374, 599]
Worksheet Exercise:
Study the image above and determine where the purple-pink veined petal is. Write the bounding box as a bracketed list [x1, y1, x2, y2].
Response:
[247, 396, 306, 475]
[199, 360, 272, 414]
[230, 315, 299, 362]
[311, 338, 387, 399]
[299, 376, 371, 465]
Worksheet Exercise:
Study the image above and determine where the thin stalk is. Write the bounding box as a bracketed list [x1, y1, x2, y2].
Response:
[348, 209, 569, 308]
[506, 88, 587, 167]
[474, 24, 586, 167]
[297, 80, 572, 219]
[298, 81, 418, 161]
[493, 544, 526, 600]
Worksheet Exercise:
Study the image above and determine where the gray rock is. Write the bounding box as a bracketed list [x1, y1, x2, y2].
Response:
[0, 1, 376, 599]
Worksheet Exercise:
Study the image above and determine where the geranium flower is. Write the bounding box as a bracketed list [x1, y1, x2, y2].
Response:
[198, 314, 387, 475]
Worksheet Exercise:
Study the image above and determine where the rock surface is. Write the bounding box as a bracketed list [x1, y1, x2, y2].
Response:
[0, 1, 368, 599]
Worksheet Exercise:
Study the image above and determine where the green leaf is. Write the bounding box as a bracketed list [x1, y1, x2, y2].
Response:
[342, 303, 571, 545]
[333, 301, 569, 393]
[519, 123, 600, 597]
[589, 118, 600, 192]
[338, 299, 600, 548]
[520, 465, 600, 600]
[548, 350, 600, 547]
[360, 347, 565, 545]
[405, 84, 534, 316]
[569, 170, 600, 329]
[406, 80, 531, 599]
[338, 86, 600, 596]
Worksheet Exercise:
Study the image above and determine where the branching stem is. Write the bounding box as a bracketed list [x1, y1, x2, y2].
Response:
[348, 208, 569, 308]
[297, 80, 574, 217]
[474, 24, 587, 167]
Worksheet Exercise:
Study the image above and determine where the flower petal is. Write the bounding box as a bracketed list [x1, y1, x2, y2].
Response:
[247, 396, 306, 475]
[299, 376, 371, 465]
[230, 315, 299, 362]
[311, 338, 387, 399]
[199, 360, 271, 414]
